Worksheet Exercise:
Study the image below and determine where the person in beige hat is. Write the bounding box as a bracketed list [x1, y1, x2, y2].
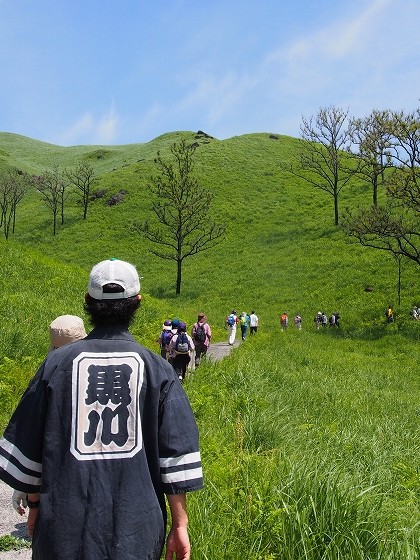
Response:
[49, 314, 87, 351]
[12, 314, 87, 516]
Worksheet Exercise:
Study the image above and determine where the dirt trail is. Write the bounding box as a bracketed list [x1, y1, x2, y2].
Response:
[0, 481, 31, 559]
[206, 339, 241, 362]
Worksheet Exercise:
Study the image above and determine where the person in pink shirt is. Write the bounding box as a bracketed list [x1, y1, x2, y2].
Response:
[191, 312, 212, 367]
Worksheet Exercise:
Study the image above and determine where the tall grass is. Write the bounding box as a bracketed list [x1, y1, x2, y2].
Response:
[186, 331, 420, 558]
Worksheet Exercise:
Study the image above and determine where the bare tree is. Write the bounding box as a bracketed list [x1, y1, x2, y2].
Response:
[0, 168, 29, 239]
[132, 139, 226, 295]
[34, 165, 69, 235]
[349, 109, 394, 206]
[285, 106, 355, 226]
[343, 107, 420, 267]
[343, 203, 420, 265]
[67, 162, 95, 219]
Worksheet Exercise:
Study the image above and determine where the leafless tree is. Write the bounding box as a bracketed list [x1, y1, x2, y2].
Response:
[284, 106, 355, 226]
[348, 109, 394, 206]
[132, 139, 226, 295]
[344, 107, 420, 267]
[0, 168, 29, 239]
[67, 162, 95, 219]
[34, 165, 69, 235]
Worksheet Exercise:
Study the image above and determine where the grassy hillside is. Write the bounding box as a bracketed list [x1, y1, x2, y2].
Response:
[1, 131, 420, 558]
[1, 130, 417, 334]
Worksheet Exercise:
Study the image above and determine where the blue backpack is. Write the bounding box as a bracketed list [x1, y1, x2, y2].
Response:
[227, 315, 235, 327]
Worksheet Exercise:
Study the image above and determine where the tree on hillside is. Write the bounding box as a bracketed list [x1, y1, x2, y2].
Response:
[343, 107, 420, 268]
[285, 106, 356, 226]
[34, 165, 69, 235]
[0, 168, 30, 239]
[67, 162, 95, 219]
[348, 109, 394, 206]
[131, 139, 226, 295]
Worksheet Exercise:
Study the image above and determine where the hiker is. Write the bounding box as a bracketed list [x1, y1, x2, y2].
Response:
[280, 312, 288, 332]
[0, 258, 203, 560]
[410, 306, 420, 320]
[294, 314, 302, 330]
[321, 312, 328, 327]
[328, 313, 336, 327]
[334, 311, 340, 327]
[225, 310, 238, 345]
[249, 310, 259, 335]
[385, 305, 394, 323]
[239, 312, 250, 340]
[157, 319, 173, 359]
[314, 311, 322, 330]
[171, 317, 181, 334]
[12, 314, 87, 517]
[191, 312, 211, 367]
[169, 321, 194, 381]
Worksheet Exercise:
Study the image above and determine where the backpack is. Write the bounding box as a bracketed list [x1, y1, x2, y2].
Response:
[175, 332, 190, 354]
[161, 330, 173, 347]
[240, 315, 247, 326]
[194, 323, 206, 343]
[227, 315, 235, 327]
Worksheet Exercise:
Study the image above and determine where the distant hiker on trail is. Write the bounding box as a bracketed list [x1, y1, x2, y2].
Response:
[249, 310, 259, 335]
[294, 314, 302, 330]
[157, 319, 173, 359]
[328, 313, 336, 327]
[314, 311, 322, 330]
[385, 305, 394, 323]
[169, 321, 194, 381]
[321, 312, 328, 327]
[226, 310, 238, 345]
[411, 306, 420, 320]
[334, 312, 340, 327]
[191, 312, 212, 367]
[280, 312, 288, 332]
[239, 312, 250, 340]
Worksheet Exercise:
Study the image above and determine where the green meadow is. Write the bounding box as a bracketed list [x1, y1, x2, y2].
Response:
[1, 131, 420, 558]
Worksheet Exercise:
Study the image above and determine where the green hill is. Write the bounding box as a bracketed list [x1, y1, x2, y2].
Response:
[2, 130, 416, 332]
[1, 130, 420, 558]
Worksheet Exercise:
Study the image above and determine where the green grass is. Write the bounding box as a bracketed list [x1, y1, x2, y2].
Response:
[1, 131, 420, 557]
[0, 535, 31, 551]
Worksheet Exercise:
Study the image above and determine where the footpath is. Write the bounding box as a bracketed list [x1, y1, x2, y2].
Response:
[0, 338, 240, 559]
[205, 339, 241, 362]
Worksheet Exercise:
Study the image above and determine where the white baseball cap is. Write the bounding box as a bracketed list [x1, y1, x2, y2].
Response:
[88, 258, 140, 300]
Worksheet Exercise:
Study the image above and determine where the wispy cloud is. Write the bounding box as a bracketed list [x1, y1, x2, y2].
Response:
[58, 104, 119, 146]
[59, 114, 94, 146]
[285, 0, 392, 62]
[94, 104, 119, 145]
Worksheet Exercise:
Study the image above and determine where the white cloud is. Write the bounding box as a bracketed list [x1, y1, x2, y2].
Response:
[58, 104, 120, 146]
[59, 113, 94, 146]
[94, 104, 119, 145]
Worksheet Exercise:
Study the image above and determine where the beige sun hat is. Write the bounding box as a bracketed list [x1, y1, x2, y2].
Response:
[49, 315, 87, 350]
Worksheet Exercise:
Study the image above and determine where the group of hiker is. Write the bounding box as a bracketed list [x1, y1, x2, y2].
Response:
[225, 310, 259, 343]
[278, 311, 341, 331]
[157, 310, 260, 370]
[157, 313, 212, 381]
[314, 311, 341, 329]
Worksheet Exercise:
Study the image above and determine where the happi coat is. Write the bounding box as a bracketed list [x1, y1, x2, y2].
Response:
[0, 326, 203, 560]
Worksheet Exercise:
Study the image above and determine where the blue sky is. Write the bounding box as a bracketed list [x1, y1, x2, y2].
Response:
[1, 0, 419, 146]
